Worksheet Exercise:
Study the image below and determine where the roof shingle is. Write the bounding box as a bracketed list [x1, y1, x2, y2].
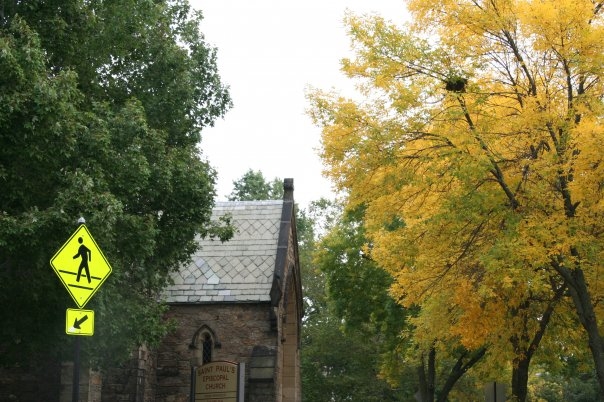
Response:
[163, 200, 283, 303]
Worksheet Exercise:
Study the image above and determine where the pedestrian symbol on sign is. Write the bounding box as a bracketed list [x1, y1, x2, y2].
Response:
[73, 237, 92, 283]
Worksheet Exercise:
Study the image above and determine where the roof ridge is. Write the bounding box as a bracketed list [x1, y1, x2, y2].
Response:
[213, 200, 283, 208]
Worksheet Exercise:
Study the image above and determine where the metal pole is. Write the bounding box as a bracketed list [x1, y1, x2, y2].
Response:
[73, 217, 85, 402]
[72, 337, 80, 402]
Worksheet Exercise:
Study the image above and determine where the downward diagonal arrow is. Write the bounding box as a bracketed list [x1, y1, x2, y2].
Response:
[73, 315, 88, 329]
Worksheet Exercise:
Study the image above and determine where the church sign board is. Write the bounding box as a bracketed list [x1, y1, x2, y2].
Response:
[193, 361, 244, 402]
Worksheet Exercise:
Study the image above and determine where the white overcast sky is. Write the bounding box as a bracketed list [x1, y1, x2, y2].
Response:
[190, 0, 409, 206]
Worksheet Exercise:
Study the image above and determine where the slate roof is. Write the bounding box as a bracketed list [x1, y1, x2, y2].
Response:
[164, 200, 284, 303]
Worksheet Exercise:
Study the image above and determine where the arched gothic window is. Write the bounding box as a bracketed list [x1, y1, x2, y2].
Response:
[202, 333, 213, 364]
[189, 325, 220, 366]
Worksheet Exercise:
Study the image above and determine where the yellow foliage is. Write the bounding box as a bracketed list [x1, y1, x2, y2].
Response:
[307, 0, 604, 382]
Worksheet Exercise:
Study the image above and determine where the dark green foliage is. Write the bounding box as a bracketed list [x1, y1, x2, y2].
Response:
[303, 202, 487, 400]
[299, 201, 411, 401]
[444, 76, 467, 92]
[316, 205, 408, 339]
[0, 0, 231, 367]
[228, 169, 284, 201]
[296, 199, 341, 320]
[531, 358, 601, 401]
[301, 316, 411, 402]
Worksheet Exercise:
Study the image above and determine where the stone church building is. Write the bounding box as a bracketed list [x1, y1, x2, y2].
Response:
[104, 178, 303, 402]
[1, 179, 303, 402]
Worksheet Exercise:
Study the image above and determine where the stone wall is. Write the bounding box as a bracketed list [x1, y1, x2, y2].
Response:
[60, 363, 101, 402]
[279, 211, 302, 402]
[0, 359, 61, 402]
[102, 345, 155, 402]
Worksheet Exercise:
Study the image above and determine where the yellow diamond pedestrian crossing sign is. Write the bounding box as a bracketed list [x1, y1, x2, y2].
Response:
[50, 225, 112, 308]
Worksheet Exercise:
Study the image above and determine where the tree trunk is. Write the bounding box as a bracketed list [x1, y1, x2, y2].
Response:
[509, 281, 564, 402]
[570, 272, 604, 393]
[418, 344, 486, 402]
[557, 263, 604, 395]
[417, 347, 436, 402]
[512, 357, 529, 402]
[437, 347, 486, 402]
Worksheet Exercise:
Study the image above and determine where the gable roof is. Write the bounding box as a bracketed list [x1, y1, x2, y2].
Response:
[164, 200, 284, 303]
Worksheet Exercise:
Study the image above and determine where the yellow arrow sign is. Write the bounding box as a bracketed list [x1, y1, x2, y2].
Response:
[50, 225, 112, 308]
[66, 308, 94, 336]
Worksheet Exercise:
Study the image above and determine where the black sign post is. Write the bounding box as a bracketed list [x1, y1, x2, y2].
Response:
[72, 217, 85, 402]
[73, 336, 81, 402]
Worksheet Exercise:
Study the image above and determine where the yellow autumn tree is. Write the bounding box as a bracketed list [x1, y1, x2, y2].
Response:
[308, 0, 604, 399]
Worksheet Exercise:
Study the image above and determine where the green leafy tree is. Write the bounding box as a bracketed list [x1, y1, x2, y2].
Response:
[296, 208, 326, 324]
[302, 314, 408, 402]
[228, 169, 284, 201]
[315, 205, 486, 402]
[0, 0, 231, 367]
[299, 201, 410, 401]
[530, 357, 600, 401]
